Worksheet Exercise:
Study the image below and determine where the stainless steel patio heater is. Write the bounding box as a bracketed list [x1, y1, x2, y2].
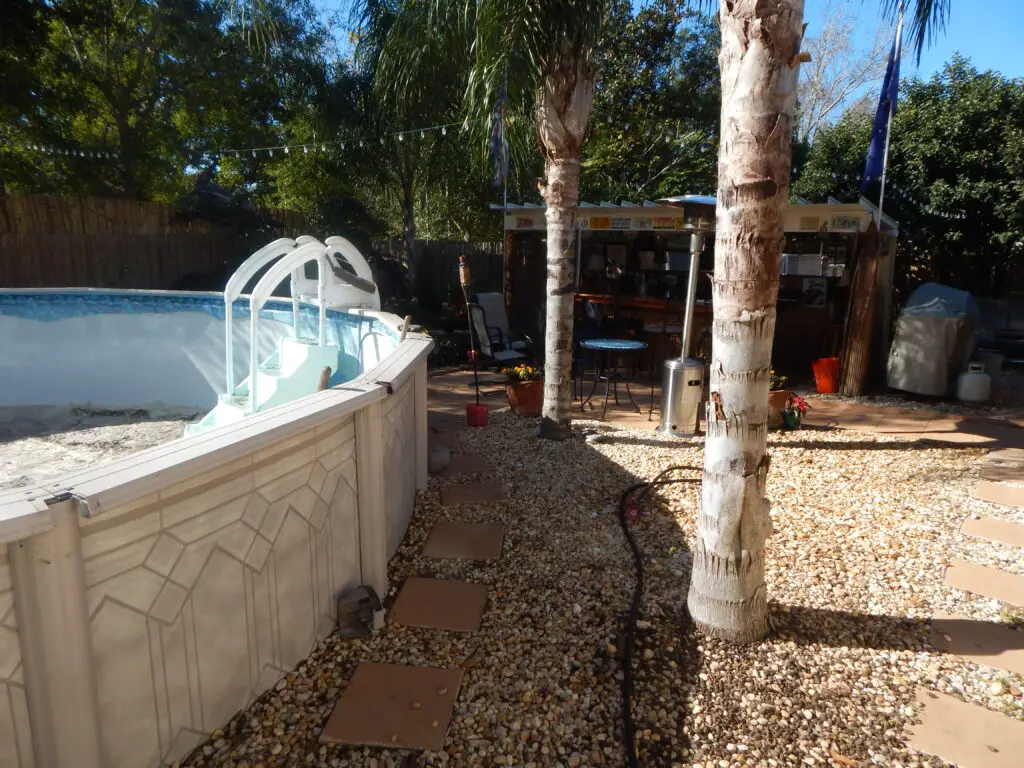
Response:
[657, 233, 707, 436]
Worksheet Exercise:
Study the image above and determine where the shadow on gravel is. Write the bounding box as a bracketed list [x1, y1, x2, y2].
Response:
[776, 438, 975, 452]
[772, 605, 1024, 653]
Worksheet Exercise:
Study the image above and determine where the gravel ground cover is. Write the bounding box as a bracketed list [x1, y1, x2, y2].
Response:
[183, 412, 1024, 768]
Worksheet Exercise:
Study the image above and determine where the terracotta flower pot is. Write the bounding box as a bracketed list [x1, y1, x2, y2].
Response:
[768, 389, 789, 428]
[506, 379, 543, 417]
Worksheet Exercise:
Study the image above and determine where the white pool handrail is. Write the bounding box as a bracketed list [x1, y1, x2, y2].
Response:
[324, 236, 379, 298]
[223, 237, 297, 394]
[247, 241, 329, 413]
[292, 236, 326, 336]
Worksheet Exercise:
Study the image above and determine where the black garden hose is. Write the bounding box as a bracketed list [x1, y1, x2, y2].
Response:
[616, 465, 701, 768]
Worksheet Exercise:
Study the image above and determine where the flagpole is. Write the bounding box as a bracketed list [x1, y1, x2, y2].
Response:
[876, 3, 903, 226]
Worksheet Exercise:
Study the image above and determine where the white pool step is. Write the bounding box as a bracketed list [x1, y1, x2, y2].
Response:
[185, 336, 339, 436]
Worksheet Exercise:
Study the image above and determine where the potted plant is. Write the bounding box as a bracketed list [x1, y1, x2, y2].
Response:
[504, 363, 543, 417]
[768, 370, 789, 428]
[781, 393, 810, 429]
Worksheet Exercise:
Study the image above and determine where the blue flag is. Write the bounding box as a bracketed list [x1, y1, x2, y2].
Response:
[861, 26, 902, 189]
[490, 78, 508, 188]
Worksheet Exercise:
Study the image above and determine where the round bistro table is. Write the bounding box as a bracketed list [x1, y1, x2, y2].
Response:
[579, 338, 649, 419]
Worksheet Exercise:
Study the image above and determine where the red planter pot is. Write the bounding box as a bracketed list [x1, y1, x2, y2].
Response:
[506, 380, 543, 417]
[768, 389, 788, 428]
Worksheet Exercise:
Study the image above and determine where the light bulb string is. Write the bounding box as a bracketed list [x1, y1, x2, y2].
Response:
[217, 119, 466, 156]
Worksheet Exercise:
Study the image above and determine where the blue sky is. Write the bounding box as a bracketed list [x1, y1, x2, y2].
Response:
[802, 0, 1024, 80]
[323, 1, 1023, 80]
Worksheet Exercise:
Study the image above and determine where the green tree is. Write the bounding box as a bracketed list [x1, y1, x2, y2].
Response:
[791, 109, 872, 202]
[887, 56, 1024, 296]
[2, 0, 330, 202]
[582, 1, 720, 202]
[793, 56, 1024, 298]
[368, 0, 605, 439]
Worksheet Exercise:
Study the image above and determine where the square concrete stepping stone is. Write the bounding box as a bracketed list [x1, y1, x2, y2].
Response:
[422, 521, 504, 561]
[986, 448, 1024, 464]
[443, 454, 491, 476]
[428, 412, 465, 434]
[321, 663, 463, 751]
[962, 516, 1024, 548]
[440, 480, 505, 506]
[974, 480, 1024, 509]
[429, 430, 462, 449]
[835, 409, 887, 433]
[944, 559, 1024, 607]
[931, 615, 1024, 677]
[906, 688, 1024, 768]
[981, 464, 1024, 482]
[390, 577, 488, 632]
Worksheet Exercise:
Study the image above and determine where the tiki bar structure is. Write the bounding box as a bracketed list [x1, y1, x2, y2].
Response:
[497, 195, 899, 393]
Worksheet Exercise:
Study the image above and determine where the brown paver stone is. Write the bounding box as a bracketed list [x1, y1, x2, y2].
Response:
[440, 480, 505, 506]
[390, 577, 488, 632]
[865, 409, 932, 438]
[321, 663, 463, 751]
[962, 516, 1024, 548]
[931, 615, 1024, 677]
[986, 448, 1024, 464]
[834, 405, 886, 432]
[422, 521, 505, 561]
[944, 559, 1024, 607]
[906, 688, 1024, 768]
[428, 412, 466, 434]
[429, 431, 462, 449]
[981, 464, 1024, 482]
[443, 453, 491, 476]
[974, 480, 1024, 509]
[802, 400, 849, 427]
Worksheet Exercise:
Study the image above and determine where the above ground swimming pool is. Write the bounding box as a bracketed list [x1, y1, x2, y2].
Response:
[0, 289, 398, 410]
[0, 280, 432, 768]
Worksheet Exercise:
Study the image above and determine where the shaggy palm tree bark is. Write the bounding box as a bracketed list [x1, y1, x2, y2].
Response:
[687, 0, 805, 642]
[536, 57, 595, 440]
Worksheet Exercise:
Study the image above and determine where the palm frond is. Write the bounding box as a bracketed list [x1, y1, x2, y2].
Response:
[359, 0, 604, 171]
[880, 0, 951, 61]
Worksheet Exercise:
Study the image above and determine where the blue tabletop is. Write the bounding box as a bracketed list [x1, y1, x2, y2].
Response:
[580, 338, 648, 351]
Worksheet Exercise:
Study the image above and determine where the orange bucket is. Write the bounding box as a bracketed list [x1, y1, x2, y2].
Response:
[812, 357, 840, 393]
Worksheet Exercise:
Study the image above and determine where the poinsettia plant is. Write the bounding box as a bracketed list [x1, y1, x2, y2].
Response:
[781, 393, 810, 429]
[503, 363, 542, 383]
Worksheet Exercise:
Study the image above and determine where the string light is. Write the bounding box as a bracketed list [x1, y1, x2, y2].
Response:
[4, 142, 119, 160]
[215, 120, 462, 158]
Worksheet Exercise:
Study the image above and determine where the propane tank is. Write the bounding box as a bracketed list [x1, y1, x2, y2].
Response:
[956, 362, 991, 403]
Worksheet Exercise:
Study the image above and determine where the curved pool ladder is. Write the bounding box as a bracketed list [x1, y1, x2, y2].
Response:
[223, 238, 298, 394]
[247, 241, 330, 414]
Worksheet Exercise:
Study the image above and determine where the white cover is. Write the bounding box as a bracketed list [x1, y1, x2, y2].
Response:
[887, 283, 979, 396]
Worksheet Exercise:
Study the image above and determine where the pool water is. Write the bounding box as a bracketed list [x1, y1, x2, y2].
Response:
[0, 290, 398, 410]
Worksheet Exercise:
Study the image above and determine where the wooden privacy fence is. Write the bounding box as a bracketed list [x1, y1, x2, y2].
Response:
[374, 239, 504, 306]
[0, 193, 305, 290]
[0, 195, 505, 297]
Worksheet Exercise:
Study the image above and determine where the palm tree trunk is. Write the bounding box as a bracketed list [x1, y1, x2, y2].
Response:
[535, 60, 595, 440]
[687, 0, 805, 642]
[538, 157, 579, 438]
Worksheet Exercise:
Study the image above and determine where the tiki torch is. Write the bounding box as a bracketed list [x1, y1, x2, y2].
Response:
[459, 255, 483, 410]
